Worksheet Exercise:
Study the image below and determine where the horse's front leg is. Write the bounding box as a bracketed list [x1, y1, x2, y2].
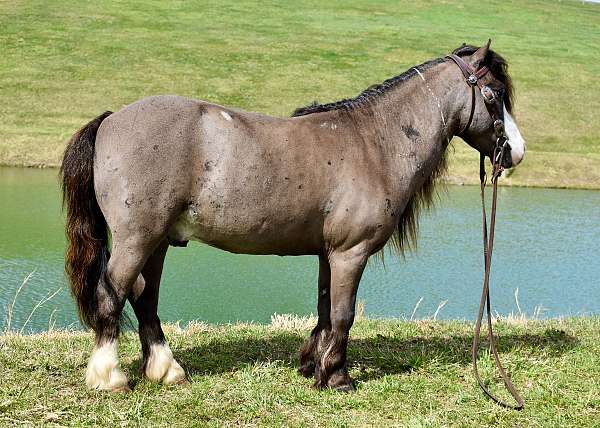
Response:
[299, 254, 331, 377]
[314, 246, 368, 392]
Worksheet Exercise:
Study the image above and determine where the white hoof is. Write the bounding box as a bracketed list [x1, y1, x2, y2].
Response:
[85, 341, 129, 391]
[145, 342, 186, 384]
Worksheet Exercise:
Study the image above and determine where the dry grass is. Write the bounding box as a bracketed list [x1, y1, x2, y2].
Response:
[1, 316, 599, 426]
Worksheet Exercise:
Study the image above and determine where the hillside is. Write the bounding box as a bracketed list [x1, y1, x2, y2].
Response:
[1, 0, 599, 188]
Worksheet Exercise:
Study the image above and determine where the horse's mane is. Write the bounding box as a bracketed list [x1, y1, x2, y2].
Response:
[292, 44, 514, 256]
[291, 58, 444, 117]
[292, 44, 514, 117]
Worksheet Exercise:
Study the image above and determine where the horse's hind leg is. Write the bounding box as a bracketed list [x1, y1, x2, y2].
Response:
[314, 247, 368, 392]
[299, 254, 331, 377]
[85, 235, 153, 391]
[128, 239, 186, 384]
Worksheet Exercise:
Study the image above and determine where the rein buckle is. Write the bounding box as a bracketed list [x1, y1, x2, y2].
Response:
[493, 119, 504, 134]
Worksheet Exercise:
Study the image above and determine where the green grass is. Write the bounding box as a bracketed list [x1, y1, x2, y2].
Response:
[1, 317, 600, 427]
[0, 0, 599, 188]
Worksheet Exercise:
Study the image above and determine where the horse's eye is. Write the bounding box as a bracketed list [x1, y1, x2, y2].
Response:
[481, 86, 496, 104]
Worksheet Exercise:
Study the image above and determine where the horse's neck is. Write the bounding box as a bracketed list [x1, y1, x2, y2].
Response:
[348, 63, 464, 184]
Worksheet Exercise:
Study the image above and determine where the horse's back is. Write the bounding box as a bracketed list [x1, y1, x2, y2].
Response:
[95, 94, 285, 164]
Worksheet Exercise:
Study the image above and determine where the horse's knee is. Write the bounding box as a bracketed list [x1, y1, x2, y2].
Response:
[144, 341, 186, 384]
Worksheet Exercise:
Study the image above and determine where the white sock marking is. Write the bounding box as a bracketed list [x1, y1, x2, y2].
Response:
[85, 341, 128, 390]
[146, 342, 186, 384]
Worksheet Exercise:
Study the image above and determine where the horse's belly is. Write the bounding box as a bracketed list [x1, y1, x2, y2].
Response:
[168, 204, 321, 256]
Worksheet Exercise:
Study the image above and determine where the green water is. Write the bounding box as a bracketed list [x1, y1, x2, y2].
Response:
[1, 167, 599, 332]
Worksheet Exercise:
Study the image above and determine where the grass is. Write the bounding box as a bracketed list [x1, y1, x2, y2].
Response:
[1, 316, 600, 427]
[1, 0, 599, 188]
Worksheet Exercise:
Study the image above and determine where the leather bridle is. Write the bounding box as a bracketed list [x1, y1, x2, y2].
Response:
[447, 54, 490, 135]
[446, 54, 511, 165]
[447, 53, 525, 410]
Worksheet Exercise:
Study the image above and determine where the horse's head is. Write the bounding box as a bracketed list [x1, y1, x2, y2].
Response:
[450, 42, 525, 169]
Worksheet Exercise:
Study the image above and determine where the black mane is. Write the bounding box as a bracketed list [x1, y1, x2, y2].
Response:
[291, 58, 444, 117]
[292, 44, 514, 117]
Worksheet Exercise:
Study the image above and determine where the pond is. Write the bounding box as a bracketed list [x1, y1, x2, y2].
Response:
[1, 166, 599, 332]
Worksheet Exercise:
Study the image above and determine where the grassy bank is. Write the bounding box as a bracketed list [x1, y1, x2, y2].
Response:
[1, 316, 600, 427]
[0, 1, 599, 188]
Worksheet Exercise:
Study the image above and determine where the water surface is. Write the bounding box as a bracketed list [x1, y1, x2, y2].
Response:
[1, 167, 599, 332]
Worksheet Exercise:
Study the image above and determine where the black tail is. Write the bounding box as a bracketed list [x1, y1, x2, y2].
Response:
[60, 111, 112, 330]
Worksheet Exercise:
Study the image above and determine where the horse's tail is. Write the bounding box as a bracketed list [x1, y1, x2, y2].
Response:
[60, 111, 113, 330]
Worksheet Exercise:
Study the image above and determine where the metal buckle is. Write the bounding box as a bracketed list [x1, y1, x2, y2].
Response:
[493, 119, 504, 134]
[468, 75, 478, 85]
[481, 86, 496, 104]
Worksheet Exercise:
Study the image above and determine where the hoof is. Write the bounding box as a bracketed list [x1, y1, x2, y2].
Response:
[86, 342, 129, 391]
[145, 343, 187, 384]
[161, 362, 187, 385]
[168, 375, 189, 385]
[325, 370, 355, 393]
[110, 384, 132, 393]
[332, 382, 356, 393]
[298, 361, 315, 378]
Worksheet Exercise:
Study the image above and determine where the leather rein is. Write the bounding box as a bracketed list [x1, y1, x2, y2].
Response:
[446, 54, 524, 410]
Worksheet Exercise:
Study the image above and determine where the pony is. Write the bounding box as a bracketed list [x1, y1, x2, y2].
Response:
[61, 41, 525, 392]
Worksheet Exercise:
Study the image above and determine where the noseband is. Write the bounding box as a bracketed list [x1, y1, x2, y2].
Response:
[447, 53, 524, 410]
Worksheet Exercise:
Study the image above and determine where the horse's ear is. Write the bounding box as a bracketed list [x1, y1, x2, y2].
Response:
[470, 39, 491, 69]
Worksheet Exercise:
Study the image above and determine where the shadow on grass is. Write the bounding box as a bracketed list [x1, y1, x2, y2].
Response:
[171, 327, 578, 381]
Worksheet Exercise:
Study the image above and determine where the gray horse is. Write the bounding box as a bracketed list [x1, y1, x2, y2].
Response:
[61, 42, 525, 392]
